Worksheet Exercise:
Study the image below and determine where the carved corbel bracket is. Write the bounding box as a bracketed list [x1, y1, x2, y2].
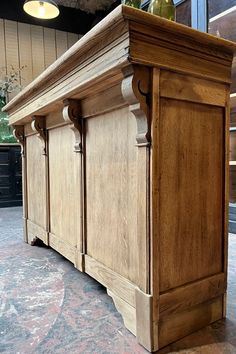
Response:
[62, 99, 82, 153]
[121, 65, 151, 147]
[13, 125, 25, 156]
[31, 116, 47, 155]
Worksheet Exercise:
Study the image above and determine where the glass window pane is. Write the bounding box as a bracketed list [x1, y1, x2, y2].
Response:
[176, 0, 191, 26]
[141, 0, 191, 26]
[208, 0, 236, 203]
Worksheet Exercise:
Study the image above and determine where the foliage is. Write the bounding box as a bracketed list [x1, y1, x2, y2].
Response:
[0, 66, 25, 143]
[0, 65, 25, 98]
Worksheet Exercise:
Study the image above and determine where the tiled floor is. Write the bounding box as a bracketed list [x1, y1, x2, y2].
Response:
[0, 207, 236, 354]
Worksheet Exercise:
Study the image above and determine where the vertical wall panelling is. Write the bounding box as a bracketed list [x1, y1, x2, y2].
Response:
[0, 20, 6, 72]
[4, 20, 20, 100]
[44, 28, 57, 68]
[56, 30, 68, 58]
[0, 20, 80, 96]
[31, 25, 45, 78]
[4, 20, 19, 69]
[18, 22, 33, 86]
[67, 32, 79, 48]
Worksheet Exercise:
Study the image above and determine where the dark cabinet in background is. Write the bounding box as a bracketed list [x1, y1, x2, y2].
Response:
[0, 144, 22, 208]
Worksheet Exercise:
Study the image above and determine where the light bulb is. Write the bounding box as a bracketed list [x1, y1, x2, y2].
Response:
[38, 2, 46, 17]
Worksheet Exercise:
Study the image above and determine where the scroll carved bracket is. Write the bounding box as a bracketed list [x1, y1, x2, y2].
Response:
[121, 65, 151, 147]
[13, 125, 25, 156]
[62, 99, 82, 153]
[31, 116, 47, 155]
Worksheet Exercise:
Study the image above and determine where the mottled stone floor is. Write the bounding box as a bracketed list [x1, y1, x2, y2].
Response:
[0, 207, 235, 354]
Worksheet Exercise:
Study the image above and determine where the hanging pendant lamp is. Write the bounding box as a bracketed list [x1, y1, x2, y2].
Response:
[23, 0, 60, 19]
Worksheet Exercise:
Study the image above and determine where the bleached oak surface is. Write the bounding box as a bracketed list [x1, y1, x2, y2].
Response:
[5, 5, 236, 352]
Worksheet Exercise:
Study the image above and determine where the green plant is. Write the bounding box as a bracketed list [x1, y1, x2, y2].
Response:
[0, 65, 24, 98]
[0, 66, 25, 143]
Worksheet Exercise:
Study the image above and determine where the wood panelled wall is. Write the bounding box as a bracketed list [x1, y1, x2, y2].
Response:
[0, 19, 80, 98]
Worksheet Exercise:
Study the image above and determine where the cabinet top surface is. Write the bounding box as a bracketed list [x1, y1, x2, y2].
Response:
[4, 4, 236, 122]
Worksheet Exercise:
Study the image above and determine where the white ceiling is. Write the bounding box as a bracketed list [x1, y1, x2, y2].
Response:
[57, 0, 117, 14]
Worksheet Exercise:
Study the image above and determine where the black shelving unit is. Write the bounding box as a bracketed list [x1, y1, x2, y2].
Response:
[0, 144, 22, 208]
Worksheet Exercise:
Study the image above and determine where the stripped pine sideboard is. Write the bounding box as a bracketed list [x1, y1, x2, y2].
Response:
[4, 5, 236, 352]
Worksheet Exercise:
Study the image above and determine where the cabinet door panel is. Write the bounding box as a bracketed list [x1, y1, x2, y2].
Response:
[26, 135, 47, 228]
[159, 99, 224, 292]
[85, 107, 140, 285]
[48, 126, 82, 262]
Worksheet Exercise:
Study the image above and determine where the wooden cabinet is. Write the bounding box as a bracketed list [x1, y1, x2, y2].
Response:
[4, 6, 236, 352]
[0, 144, 22, 208]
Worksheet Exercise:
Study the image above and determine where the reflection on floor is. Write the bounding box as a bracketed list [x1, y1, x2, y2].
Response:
[0, 207, 235, 354]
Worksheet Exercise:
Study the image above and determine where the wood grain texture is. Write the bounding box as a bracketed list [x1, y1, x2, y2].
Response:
[49, 232, 76, 264]
[130, 28, 232, 83]
[85, 107, 140, 286]
[4, 7, 235, 351]
[108, 290, 136, 335]
[159, 99, 224, 292]
[160, 71, 228, 106]
[26, 134, 47, 230]
[84, 255, 136, 307]
[81, 83, 126, 118]
[5, 5, 236, 121]
[121, 65, 151, 293]
[48, 125, 82, 254]
[22, 152, 28, 243]
[136, 288, 155, 352]
[159, 296, 223, 348]
[45, 109, 67, 130]
[150, 68, 161, 335]
[27, 219, 48, 245]
[159, 273, 226, 318]
[5, 15, 129, 119]
[7, 36, 129, 125]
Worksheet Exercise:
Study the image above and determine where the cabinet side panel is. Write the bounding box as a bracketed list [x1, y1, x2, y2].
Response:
[48, 125, 82, 260]
[159, 99, 224, 292]
[26, 135, 47, 229]
[86, 107, 140, 285]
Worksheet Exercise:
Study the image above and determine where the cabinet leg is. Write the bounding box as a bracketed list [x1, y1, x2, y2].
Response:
[107, 289, 136, 335]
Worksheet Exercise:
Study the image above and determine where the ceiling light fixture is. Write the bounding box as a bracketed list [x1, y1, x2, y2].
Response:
[23, 0, 60, 19]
